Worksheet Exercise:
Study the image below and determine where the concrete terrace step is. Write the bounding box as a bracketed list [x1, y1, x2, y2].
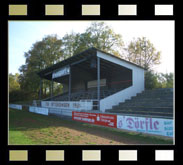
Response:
[106, 109, 173, 117]
[134, 94, 173, 98]
[141, 88, 173, 92]
[117, 103, 173, 108]
[107, 112, 173, 119]
[140, 91, 173, 95]
[105, 88, 174, 119]
[108, 106, 173, 112]
[125, 98, 173, 102]
[106, 109, 173, 115]
[119, 101, 173, 105]
[131, 94, 173, 99]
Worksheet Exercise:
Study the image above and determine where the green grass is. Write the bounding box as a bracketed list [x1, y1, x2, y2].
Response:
[9, 108, 173, 145]
[82, 123, 173, 144]
[9, 130, 36, 145]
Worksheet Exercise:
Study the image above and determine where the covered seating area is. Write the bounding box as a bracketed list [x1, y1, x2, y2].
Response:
[38, 47, 134, 105]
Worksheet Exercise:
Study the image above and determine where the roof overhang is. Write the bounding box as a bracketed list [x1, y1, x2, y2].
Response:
[37, 47, 145, 82]
[37, 47, 97, 79]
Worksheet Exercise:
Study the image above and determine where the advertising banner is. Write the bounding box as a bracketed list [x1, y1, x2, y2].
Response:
[29, 106, 48, 116]
[117, 115, 173, 137]
[72, 111, 117, 128]
[52, 66, 70, 79]
[41, 101, 93, 111]
[9, 104, 22, 110]
[87, 79, 106, 88]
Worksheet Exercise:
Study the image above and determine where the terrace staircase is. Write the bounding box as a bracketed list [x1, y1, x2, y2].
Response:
[105, 88, 173, 119]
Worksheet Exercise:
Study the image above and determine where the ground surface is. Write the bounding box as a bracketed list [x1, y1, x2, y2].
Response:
[9, 109, 173, 145]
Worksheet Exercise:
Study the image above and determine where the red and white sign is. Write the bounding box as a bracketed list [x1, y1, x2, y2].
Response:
[72, 111, 117, 128]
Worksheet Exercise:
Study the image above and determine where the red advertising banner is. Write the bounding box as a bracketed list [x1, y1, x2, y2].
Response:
[72, 111, 117, 128]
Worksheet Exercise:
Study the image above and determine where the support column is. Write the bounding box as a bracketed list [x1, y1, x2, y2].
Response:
[39, 78, 42, 100]
[51, 79, 53, 100]
[69, 67, 71, 101]
[97, 57, 100, 110]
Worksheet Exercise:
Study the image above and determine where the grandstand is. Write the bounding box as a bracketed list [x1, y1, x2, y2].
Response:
[44, 86, 127, 101]
[37, 47, 173, 119]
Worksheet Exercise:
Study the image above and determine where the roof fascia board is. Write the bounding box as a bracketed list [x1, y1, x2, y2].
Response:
[96, 50, 145, 71]
[38, 47, 97, 77]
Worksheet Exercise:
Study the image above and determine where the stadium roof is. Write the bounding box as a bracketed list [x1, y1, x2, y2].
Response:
[37, 47, 145, 81]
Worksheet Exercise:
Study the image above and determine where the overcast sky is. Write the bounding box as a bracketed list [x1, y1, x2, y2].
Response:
[9, 20, 174, 74]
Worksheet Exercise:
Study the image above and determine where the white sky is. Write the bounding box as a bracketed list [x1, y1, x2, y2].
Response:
[9, 21, 174, 74]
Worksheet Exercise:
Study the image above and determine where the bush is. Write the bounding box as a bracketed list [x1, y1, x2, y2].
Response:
[9, 90, 36, 103]
[145, 70, 174, 89]
[145, 70, 162, 89]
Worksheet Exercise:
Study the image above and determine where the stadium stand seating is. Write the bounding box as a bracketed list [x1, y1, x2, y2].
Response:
[43, 87, 173, 119]
[105, 88, 173, 119]
[44, 87, 124, 101]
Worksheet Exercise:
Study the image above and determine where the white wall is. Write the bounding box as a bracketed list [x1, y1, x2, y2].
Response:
[49, 108, 73, 117]
[29, 106, 48, 115]
[97, 51, 145, 112]
[41, 100, 93, 111]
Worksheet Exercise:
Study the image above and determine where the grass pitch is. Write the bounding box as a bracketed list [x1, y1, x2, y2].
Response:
[9, 109, 173, 145]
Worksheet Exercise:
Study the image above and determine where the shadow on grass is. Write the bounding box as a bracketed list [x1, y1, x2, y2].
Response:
[9, 109, 173, 145]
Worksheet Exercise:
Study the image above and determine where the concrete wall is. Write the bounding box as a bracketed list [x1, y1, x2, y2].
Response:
[9, 104, 22, 110]
[49, 108, 73, 117]
[41, 100, 93, 111]
[29, 106, 48, 115]
[97, 51, 145, 112]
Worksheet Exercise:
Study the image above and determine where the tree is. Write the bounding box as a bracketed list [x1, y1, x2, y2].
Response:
[145, 70, 174, 89]
[84, 22, 124, 57]
[62, 22, 124, 58]
[145, 70, 162, 89]
[19, 35, 64, 99]
[125, 37, 161, 70]
[9, 73, 20, 92]
[18, 22, 125, 100]
[9, 73, 30, 103]
[158, 72, 174, 88]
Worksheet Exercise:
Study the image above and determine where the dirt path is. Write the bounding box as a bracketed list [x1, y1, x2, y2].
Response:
[22, 116, 137, 145]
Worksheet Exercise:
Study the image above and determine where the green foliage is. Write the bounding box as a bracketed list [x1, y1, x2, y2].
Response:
[16, 22, 168, 102]
[125, 37, 161, 70]
[17, 22, 125, 100]
[62, 22, 124, 58]
[9, 73, 28, 103]
[9, 87, 36, 103]
[145, 71, 161, 89]
[9, 73, 20, 92]
[18, 35, 63, 99]
[158, 73, 174, 88]
[145, 70, 174, 89]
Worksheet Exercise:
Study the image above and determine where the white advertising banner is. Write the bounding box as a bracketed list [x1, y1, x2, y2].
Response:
[41, 101, 93, 111]
[52, 66, 70, 79]
[29, 106, 48, 115]
[9, 104, 22, 110]
[117, 115, 173, 137]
